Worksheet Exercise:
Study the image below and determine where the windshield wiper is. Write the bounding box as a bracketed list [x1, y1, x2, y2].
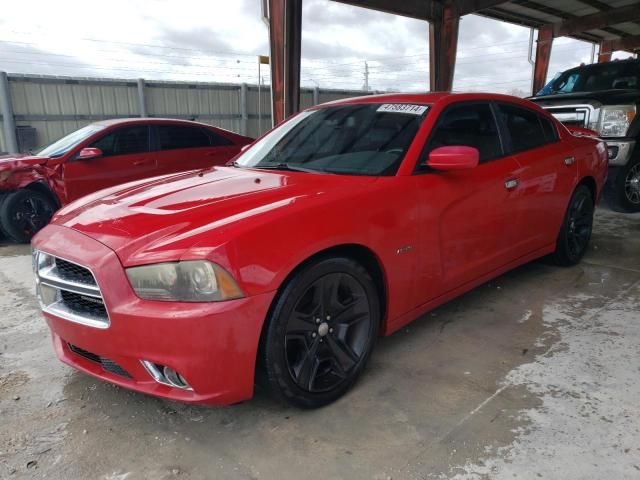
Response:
[251, 163, 324, 174]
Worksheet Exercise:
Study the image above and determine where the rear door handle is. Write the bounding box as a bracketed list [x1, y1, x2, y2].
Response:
[505, 178, 519, 190]
[564, 156, 575, 166]
[133, 159, 151, 166]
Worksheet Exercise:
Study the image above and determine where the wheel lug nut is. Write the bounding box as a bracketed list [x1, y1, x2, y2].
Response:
[329, 328, 333, 333]
[326, 315, 331, 320]
[315, 318, 321, 324]
[312, 332, 317, 338]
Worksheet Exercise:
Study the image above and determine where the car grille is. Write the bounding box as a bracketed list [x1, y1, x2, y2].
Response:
[67, 343, 132, 379]
[34, 251, 110, 328]
[542, 104, 597, 130]
[54, 258, 97, 285]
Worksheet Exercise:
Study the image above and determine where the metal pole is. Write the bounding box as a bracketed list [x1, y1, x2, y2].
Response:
[313, 86, 320, 105]
[528, 29, 535, 95]
[240, 83, 248, 136]
[258, 62, 262, 135]
[137, 78, 147, 117]
[0, 72, 18, 154]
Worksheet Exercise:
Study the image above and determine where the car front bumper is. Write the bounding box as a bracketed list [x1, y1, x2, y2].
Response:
[605, 139, 636, 167]
[33, 224, 275, 405]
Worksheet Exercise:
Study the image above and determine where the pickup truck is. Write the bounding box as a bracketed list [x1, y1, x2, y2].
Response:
[529, 58, 639, 212]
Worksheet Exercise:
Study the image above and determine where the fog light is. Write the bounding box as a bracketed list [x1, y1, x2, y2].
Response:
[141, 360, 192, 391]
[607, 146, 619, 160]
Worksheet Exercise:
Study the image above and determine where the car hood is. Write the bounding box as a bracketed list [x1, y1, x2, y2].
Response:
[53, 166, 376, 265]
[0, 154, 50, 172]
[529, 89, 639, 106]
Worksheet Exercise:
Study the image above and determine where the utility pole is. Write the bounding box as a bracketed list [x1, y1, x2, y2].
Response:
[363, 61, 369, 92]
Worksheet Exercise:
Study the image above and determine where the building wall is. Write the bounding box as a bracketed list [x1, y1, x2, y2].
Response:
[0, 73, 377, 152]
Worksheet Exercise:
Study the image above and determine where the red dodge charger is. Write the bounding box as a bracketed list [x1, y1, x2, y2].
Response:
[0, 118, 252, 242]
[32, 93, 607, 408]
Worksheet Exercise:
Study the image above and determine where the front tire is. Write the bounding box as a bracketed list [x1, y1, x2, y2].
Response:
[552, 184, 594, 266]
[259, 257, 380, 408]
[0, 189, 56, 243]
[604, 156, 640, 213]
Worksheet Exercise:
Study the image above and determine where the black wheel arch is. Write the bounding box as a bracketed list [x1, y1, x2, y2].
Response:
[255, 243, 388, 375]
[576, 176, 597, 203]
[23, 180, 61, 210]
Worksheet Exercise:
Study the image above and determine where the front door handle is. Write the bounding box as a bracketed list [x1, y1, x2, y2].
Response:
[505, 178, 519, 190]
[133, 159, 151, 166]
[564, 156, 575, 166]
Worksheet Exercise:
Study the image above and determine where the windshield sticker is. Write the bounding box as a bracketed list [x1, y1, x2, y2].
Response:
[377, 104, 429, 115]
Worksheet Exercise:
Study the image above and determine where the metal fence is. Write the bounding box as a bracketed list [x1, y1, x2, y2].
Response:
[0, 72, 378, 153]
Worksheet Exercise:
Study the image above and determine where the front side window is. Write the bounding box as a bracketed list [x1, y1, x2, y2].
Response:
[90, 126, 150, 157]
[235, 103, 429, 176]
[420, 102, 502, 169]
[497, 104, 551, 153]
[156, 125, 211, 151]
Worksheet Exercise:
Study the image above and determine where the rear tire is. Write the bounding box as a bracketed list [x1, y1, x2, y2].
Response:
[552, 184, 594, 266]
[604, 156, 640, 213]
[259, 257, 380, 408]
[0, 189, 56, 243]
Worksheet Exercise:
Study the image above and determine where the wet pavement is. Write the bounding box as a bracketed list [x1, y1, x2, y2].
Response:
[1, 207, 639, 479]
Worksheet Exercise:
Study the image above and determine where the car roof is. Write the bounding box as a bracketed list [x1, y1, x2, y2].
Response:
[91, 118, 213, 128]
[315, 91, 544, 111]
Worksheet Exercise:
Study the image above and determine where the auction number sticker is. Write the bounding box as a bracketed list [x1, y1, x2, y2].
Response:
[377, 104, 429, 115]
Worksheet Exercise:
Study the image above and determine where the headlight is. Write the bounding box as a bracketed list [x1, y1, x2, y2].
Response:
[126, 260, 244, 302]
[597, 105, 636, 137]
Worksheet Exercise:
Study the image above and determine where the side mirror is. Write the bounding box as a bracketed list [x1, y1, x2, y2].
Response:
[77, 147, 103, 160]
[427, 146, 479, 171]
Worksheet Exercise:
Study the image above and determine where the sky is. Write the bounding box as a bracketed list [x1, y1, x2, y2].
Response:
[0, 0, 633, 96]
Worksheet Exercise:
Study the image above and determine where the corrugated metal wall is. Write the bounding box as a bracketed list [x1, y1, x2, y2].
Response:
[0, 74, 376, 152]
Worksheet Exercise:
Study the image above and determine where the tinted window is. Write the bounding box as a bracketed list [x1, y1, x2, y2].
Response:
[157, 125, 211, 151]
[205, 129, 233, 147]
[497, 104, 549, 153]
[539, 115, 558, 143]
[90, 126, 149, 156]
[422, 102, 502, 167]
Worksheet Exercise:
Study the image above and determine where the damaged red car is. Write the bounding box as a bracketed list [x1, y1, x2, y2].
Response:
[0, 118, 252, 242]
[33, 93, 607, 408]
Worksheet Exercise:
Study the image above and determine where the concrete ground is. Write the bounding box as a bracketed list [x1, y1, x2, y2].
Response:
[0, 207, 639, 480]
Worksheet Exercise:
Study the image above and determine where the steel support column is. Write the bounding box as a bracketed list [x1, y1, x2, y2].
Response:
[598, 40, 613, 63]
[268, 0, 302, 126]
[429, 4, 459, 92]
[532, 25, 553, 95]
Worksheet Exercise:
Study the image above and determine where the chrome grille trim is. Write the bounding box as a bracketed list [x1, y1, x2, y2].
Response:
[34, 250, 110, 329]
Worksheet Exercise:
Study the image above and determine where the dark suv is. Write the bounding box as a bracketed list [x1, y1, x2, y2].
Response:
[530, 58, 639, 212]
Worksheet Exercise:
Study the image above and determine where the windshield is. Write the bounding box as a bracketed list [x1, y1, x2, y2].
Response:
[537, 61, 640, 96]
[37, 124, 105, 158]
[235, 103, 429, 176]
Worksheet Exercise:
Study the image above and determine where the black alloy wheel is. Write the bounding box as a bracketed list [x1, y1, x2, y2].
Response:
[553, 184, 594, 266]
[259, 257, 380, 408]
[0, 189, 56, 243]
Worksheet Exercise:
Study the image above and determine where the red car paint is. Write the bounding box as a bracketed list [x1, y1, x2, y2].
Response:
[33, 93, 608, 405]
[0, 118, 252, 207]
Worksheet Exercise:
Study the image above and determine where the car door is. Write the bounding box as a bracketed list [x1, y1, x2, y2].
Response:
[413, 101, 524, 299]
[494, 102, 578, 255]
[62, 125, 155, 201]
[153, 124, 237, 175]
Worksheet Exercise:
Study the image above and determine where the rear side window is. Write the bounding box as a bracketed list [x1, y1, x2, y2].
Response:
[497, 104, 555, 153]
[539, 115, 558, 143]
[156, 125, 211, 151]
[205, 129, 233, 147]
[90, 126, 150, 156]
[421, 102, 502, 167]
